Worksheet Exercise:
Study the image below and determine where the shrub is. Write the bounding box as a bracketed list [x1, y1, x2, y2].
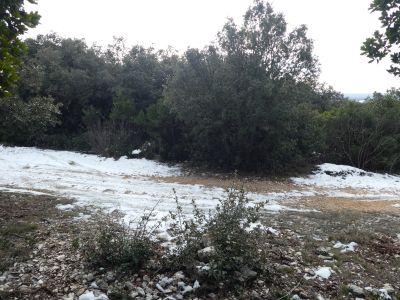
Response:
[167, 184, 267, 285]
[322, 89, 400, 172]
[85, 120, 137, 158]
[80, 211, 158, 271]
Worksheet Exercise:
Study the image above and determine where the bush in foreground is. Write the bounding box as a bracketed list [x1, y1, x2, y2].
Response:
[167, 184, 268, 286]
[80, 211, 157, 271]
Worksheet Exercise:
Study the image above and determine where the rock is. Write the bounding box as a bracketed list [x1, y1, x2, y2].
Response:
[156, 283, 165, 293]
[291, 295, 301, 300]
[240, 267, 258, 280]
[158, 276, 173, 288]
[107, 289, 124, 299]
[97, 279, 108, 291]
[173, 271, 185, 281]
[20, 274, 30, 282]
[193, 280, 200, 290]
[181, 284, 193, 295]
[251, 290, 261, 299]
[0, 284, 9, 292]
[86, 273, 94, 282]
[56, 254, 66, 261]
[201, 234, 212, 247]
[197, 246, 215, 262]
[136, 286, 146, 296]
[129, 291, 139, 298]
[63, 293, 75, 300]
[383, 283, 395, 294]
[105, 271, 115, 283]
[315, 247, 331, 256]
[90, 282, 99, 289]
[19, 285, 31, 294]
[348, 284, 365, 297]
[124, 281, 135, 291]
[142, 275, 150, 282]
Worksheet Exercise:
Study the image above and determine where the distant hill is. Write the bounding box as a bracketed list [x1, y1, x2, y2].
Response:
[344, 93, 372, 101]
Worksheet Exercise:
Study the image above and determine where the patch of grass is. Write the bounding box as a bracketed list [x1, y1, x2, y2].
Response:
[0, 222, 38, 271]
[0, 192, 77, 272]
[0, 222, 38, 236]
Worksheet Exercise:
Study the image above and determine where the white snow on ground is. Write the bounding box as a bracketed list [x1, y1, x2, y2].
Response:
[304, 267, 333, 280]
[292, 163, 400, 198]
[333, 241, 358, 253]
[2, 146, 399, 226]
[0, 146, 307, 226]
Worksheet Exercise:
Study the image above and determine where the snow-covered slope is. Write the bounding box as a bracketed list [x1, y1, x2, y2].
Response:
[1, 146, 399, 223]
[0, 145, 181, 177]
[292, 163, 400, 193]
[0, 146, 302, 223]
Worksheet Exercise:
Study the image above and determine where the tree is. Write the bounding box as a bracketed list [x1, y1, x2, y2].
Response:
[0, 0, 40, 96]
[362, 0, 400, 76]
[164, 1, 324, 171]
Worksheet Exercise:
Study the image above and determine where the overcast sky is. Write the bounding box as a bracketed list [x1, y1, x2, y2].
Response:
[25, 0, 399, 94]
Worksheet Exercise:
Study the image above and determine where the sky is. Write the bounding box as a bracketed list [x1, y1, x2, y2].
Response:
[24, 0, 399, 94]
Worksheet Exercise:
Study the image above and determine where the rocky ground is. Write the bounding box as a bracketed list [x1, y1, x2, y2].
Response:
[0, 191, 399, 300]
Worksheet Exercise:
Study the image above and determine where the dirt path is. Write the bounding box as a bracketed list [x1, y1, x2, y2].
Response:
[154, 175, 400, 214]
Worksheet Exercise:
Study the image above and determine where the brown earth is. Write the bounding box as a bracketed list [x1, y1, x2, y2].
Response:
[151, 175, 400, 214]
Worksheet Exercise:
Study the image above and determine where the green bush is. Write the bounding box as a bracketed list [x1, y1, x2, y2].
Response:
[322, 89, 400, 172]
[167, 184, 267, 285]
[80, 211, 157, 271]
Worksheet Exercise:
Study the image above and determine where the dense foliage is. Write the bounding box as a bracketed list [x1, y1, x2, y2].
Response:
[0, 0, 40, 96]
[322, 90, 400, 172]
[1, 0, 399, 174]
[362, 0, 400, 76]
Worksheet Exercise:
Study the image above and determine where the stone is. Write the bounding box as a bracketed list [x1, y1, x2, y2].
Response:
[97, 279, 108, 291]
[105, 271, 115, 283]
[86, 273, 94, 282]
[173, 271, 185, 281]
[193, 280, 200, 290]
[124, 281, 135, 291]
[383, 283, 395, 294]
[63, 293, 75, 300]
[348, 284, 365, 297]
[56, 254, 66, 261]
[19, 285, 31, 294]
[315, 247, 331, 256]
[251, 290, 261, 299]
[129, 291, 139, 298]
[197, 246, 216, 262]
[240, 267, 258, 280]
[136, 286, 146, 296]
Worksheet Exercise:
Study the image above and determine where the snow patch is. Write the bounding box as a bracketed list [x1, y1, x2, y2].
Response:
[56, 204, 75, 211]
[304, 267, 333, 280]
[0, 146, 312, 231]
[333, 241, 358, 253]
[293, 163, 400, 194]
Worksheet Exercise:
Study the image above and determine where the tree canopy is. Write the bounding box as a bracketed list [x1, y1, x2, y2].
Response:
[362, 0, 400, 76]
[0, 0, 40, 96]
